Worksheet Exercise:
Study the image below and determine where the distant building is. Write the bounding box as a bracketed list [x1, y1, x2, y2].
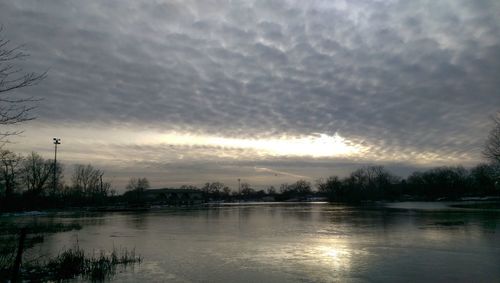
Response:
[143, 188, 203, 205]
[261, 196, 275, 202]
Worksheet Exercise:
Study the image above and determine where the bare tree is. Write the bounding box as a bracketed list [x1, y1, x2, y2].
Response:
[0, 149, 22, 197]
[316, 176, 342, 200]
[126, 177, 150, 201]
[126, 177, 150, 192]
[222, 186, 231, 196]
[200, 182, 229, 200]
[266, 185, 276, 195]
[484, 114, 500, 164]
[240, 182, 254, 196]
[20, 152, 53, 196]
[71, 164, 107, 197]
[0, 27, 46, 143]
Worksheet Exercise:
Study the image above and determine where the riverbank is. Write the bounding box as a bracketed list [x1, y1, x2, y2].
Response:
[0, 220, 141, 282]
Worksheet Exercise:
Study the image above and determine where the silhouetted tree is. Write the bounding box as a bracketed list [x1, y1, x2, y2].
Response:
[279, 183, 289, 193]
[484, 114, 500, 164]
[210, 182, 226, 196]
[292, 180, 312, 196]
[240, 182, 251, 192]
[126, 177, 149, 201]
[278, 183, 291, 200]
[222, 186, 231, 199]
[316, 176, 343, 201]
[71, 164, 110, 200]
[406, 166, 470, 199]
[201, 182, 228, 200]
[469, 163, 500, 195]
[201, 182, 210, 200]
[20, 152, 54, 196]
[267, 186, 276, 195]
[343, 166, 399, 201]
[0, 149, 22, 198]
[0, 27, 46, 143]
[240, 183, 255, 198]
[278, 180, 312, 200]
[72, 164, 99, 195]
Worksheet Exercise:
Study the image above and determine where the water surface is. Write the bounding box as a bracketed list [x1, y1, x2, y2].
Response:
[7, 202, 500, 282]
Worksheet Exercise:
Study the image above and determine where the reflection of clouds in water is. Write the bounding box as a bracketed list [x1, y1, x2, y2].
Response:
[10, 204, 500, 281]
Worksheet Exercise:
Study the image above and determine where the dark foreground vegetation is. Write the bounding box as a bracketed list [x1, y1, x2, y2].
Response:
[1, 242, 141, 282]
[0, 222, 141, 282]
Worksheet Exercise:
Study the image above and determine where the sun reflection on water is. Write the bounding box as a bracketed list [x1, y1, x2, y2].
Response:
[238, 238, 356, 282]
[315, 245, 352, 268]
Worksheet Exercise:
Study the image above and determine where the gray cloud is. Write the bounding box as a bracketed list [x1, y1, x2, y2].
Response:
[1, 0, 499, 189]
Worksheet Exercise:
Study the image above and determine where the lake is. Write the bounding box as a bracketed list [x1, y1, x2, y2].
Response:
[5, 202, 500, 282]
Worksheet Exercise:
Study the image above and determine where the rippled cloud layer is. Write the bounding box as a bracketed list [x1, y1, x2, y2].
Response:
[1, 0, 499, 189]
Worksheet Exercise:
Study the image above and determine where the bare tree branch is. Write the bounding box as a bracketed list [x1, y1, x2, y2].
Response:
[0, 26, 45, 144]
[483, 113, 500, 164]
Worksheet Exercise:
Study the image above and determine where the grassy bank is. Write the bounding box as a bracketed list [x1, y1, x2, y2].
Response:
[0, 221, 141, 282]
[1, 243, 141, 282]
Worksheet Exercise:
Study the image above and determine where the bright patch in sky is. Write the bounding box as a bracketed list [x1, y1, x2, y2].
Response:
[153, 132, 363, 158]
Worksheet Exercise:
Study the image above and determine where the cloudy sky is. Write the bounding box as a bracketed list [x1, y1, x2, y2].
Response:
[1, 0, 499, 191]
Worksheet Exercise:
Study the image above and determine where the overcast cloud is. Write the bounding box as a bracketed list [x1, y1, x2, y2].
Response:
[1, 0, 499, 190]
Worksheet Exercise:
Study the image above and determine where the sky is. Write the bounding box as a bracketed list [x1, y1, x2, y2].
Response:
[1, 0, 499, 191]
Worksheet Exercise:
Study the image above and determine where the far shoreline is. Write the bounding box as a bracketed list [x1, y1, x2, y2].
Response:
[3, 198, 500, 216]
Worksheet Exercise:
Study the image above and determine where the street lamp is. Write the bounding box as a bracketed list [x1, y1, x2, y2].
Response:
[238, 178, 241, 202]
[53, 137, 61, 192]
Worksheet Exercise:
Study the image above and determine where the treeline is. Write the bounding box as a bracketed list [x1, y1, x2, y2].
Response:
[317, 164, 499, 202]
[0, 149, 115, 211]
[191, 164, 500, 202]
[1, 148, 499, 211]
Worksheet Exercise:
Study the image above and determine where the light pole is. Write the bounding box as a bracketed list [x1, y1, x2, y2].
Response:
[238, 178, 241, 202]
[53, 137, 61, 193]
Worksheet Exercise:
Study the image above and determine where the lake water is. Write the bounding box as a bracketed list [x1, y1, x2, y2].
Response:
[7, 202, 500, 282]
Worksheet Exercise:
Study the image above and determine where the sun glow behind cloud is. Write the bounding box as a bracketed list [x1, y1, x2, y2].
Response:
[152, 132, 364, 158]
[10, 123, 478, 167]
